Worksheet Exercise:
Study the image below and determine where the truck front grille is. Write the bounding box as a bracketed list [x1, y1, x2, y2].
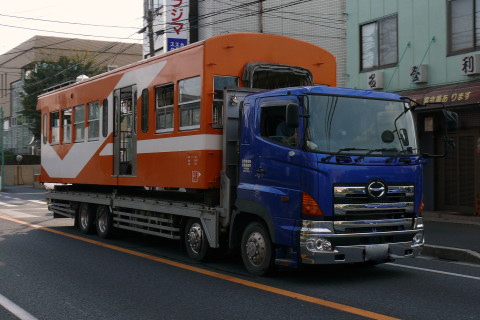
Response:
[332, 184, 415, 233]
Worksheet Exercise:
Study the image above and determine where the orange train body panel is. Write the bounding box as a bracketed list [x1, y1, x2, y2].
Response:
[37, 33, 336, 189]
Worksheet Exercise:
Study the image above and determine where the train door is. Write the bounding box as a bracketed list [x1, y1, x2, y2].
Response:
[113, 85, 137, 176]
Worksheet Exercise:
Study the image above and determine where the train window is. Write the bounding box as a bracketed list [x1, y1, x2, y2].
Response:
[141, 89, 148, 133]
[102, 98, 108, 137]
[155, 84, 174, 133]
[50, 111, 60, 144]
[179, 76, 201, 130]
[74, 105, 85, 142]
[88, 101, 100, 140]
[42, 113, 47, 144]
[62, 109, 72, 144]
[213, 76, 238, 128]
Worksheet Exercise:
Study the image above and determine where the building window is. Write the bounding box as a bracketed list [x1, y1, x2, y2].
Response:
[179, 76, 201, 130]
[213, 76, 238, 128]
[51, 112, 60, 144]
[156, 84, 174, 132]
[360, 15, 398, 71]
[448, 0, 480, 54]
[88, 101, 100, 140]
[62, 109, 72, 144]
[74, 105, 85, 142]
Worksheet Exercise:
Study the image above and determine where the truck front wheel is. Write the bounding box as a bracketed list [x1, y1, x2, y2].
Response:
[184, 218, 210, 261]
[241, 222, 274, 276]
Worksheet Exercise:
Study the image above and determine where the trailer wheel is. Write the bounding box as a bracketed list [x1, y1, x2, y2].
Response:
[78, 203, 95, 234]
[96, 205, 114, 239]
[241, 222, 274, 276]
[184, 218, 210, 261]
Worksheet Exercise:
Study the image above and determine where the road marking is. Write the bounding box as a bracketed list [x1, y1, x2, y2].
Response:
[0, 215, 399, 320]
[388, 263, 480, 281]
[0, 210, 37, 218]
[0, 293, 38, 320]
[0, 201, 17, 207]
[27, 200, 46, 205]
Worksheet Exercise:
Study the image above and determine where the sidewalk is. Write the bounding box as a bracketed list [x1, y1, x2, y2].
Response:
[422, 211, 480, 265]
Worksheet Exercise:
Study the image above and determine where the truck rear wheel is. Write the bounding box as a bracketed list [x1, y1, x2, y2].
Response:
[96, 205, 114, 239]
[184, 218, 210, 261]
[78, 203, 95, 234]
[241, 222, 274, 276]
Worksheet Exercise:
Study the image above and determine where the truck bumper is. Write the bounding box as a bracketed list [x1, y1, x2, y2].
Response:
[299, 218, 424, 265]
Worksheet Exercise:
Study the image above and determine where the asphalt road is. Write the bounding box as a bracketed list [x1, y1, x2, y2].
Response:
[1, 188, 479, 320]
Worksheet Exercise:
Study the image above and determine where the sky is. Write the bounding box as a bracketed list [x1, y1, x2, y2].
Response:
[0, 0, 144, 55]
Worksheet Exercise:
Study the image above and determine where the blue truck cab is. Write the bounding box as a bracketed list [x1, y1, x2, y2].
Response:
[228, 86, 425, 275]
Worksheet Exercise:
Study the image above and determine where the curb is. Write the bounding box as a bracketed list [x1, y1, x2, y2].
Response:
[422, 245, 480, 265]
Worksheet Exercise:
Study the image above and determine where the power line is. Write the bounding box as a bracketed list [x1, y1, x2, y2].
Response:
[0, 23, 142, 42]
[0, 13, 139, 30]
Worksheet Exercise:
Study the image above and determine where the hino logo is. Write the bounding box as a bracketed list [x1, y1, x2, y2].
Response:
[367, 180, 387, 199]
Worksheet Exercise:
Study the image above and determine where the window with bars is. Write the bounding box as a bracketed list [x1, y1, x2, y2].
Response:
[155, 84, 174, 132]
[179, 76, 201, 130]
[88, 101, 100, 140]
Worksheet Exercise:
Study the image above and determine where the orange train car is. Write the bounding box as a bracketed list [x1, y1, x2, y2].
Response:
[37, 33, 336, 189]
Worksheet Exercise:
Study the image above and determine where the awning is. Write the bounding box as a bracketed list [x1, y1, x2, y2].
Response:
[399, 81, 480, 107]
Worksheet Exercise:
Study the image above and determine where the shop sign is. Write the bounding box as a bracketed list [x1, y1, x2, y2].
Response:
[403, 83, 480, 106]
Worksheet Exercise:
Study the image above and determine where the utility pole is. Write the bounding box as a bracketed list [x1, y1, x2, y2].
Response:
[147, 0, 155, 57]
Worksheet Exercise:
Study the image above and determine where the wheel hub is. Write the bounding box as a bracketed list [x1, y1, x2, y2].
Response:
[245, 231, 265, 266]
[187, 223, 203, 254]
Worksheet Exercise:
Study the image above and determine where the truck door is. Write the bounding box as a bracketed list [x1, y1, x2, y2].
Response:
[253, 98, 304, 242]
[113, 85, 137, 176]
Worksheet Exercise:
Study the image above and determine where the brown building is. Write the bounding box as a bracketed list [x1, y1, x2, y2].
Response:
[0, 35, 142, 154]
[402, 82, 480, 215]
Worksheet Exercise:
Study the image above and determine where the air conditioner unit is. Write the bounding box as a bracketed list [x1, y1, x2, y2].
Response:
[461, 54, 480, 75]
[367, 71, 384, 90]
[410, 64, 428, 83]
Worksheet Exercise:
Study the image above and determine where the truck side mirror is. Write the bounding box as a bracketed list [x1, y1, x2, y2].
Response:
[443, 110, 458, 131]
[286, 103, 299, 128]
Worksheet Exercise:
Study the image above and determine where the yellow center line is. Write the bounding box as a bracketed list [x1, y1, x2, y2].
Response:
[1, 215, 400, 320]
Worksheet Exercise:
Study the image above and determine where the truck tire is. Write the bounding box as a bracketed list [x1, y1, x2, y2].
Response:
[241, 222, 274, 276]
[96, 205, 114, 239]
[78, 203, 95, 234]
[184, 218, 210, 261]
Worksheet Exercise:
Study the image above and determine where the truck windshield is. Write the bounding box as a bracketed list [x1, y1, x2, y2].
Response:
[305, 95, 418, 155]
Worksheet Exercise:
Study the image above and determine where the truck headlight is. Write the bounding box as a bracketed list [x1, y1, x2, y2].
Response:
[413, 232, 424, 245]
[306, 237, 333, 252]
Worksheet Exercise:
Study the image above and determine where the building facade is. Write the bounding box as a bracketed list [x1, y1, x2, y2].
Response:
[143, 0, 347, 86]
[346, 0, 480, 214]
[0, 36, 142, 155]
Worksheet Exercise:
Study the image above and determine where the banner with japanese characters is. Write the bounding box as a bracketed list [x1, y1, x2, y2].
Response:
[166, 0, 189, 51]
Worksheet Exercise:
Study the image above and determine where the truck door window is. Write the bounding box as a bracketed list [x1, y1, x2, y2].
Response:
[260, 104, 297, 147]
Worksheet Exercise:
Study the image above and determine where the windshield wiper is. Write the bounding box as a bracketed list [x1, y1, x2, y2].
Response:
[321, 148, 369, 162]
[355, 148, 399, 162]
